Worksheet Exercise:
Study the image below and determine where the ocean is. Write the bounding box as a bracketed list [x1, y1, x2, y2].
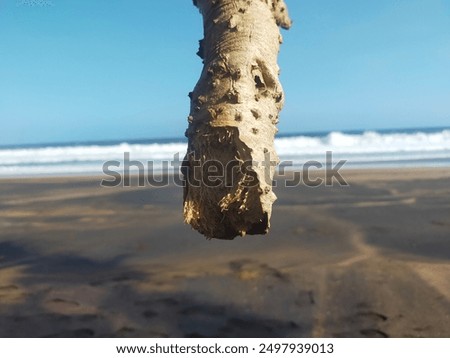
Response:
[1, 127, 449, 177]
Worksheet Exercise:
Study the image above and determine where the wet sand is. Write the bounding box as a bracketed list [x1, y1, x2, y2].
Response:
[0, 168, 449, 337]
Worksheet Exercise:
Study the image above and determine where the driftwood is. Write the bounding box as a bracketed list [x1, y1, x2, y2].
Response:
[183, 0, 291, 239]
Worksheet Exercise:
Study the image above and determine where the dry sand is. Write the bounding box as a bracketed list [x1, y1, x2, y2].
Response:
[0, 168, 449, 337]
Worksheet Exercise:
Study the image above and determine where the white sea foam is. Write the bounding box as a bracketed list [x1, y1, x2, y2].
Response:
[1, 130, 449, 177]
[275, 130, 450, 156]
[0, 142, 187, 165]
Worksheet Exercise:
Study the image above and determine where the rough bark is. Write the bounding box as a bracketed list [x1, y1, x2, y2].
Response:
[183, 0, 291, 240]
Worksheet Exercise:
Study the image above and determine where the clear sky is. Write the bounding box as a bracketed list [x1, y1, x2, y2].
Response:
[1, 0, 449, 146]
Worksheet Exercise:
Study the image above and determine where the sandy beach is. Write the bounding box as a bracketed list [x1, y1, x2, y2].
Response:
[0, 168, 449, 338]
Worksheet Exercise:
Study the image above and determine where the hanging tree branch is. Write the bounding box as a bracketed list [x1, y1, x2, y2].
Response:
[183, 0, 291, 240]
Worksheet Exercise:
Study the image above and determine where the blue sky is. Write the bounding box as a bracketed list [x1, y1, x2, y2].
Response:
[0, 0, 449, 146]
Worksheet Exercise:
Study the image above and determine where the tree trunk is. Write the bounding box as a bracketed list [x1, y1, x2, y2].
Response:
[183, 0, 291, 240]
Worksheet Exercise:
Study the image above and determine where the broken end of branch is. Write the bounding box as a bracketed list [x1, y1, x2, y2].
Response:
[183, 126, 276, 240]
